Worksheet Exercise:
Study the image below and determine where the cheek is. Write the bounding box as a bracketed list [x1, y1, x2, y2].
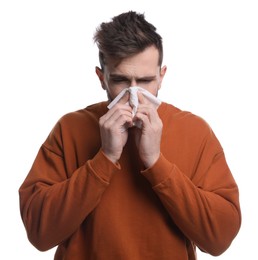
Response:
[141, 85, 159, 96]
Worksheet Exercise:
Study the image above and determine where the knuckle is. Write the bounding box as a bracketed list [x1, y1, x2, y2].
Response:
[103, 121, 113, 131]
[100, 118, 111, 131]
[99, 117, 105, 126]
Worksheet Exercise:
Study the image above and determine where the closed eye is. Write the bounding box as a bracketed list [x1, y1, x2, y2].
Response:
[110, 76, 130, 84]
[137, 79, 152, 84]
[112, 78, 128, 83]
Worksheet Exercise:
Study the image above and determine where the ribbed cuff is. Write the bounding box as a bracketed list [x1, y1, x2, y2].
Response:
[141, 153, 174, 187]
[88, 149, 121, 183]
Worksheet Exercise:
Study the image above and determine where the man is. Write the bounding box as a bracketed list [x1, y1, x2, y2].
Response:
[19, 11, 241, 259]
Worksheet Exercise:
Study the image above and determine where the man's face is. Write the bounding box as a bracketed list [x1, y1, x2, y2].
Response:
[97, 46, 167, 101]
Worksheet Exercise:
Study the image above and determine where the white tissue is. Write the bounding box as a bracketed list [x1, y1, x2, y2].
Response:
[107, 86, 161, 116]
[107, 86, 161, 130]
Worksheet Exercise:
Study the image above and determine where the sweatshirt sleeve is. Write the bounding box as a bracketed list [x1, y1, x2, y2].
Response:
[19, 120, 120, 251]
[141, 128, 241, 256]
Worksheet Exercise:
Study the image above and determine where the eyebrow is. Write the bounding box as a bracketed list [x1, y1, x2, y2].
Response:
[109, 74, 157, 81]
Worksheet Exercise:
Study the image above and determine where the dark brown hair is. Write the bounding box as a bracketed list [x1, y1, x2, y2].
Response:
[93, 11, 163, 69]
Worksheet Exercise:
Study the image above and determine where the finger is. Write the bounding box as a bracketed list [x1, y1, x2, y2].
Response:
[137, 92, 148, 104]
[135, 106, 160, 125]
[109, 113, 134, 131]
[134, 110, 162, 135]
[101, 112, 133, 133]
[100, 103, 134, 131]
[101, 107, 132, 124]
[118, 91, 130, 104]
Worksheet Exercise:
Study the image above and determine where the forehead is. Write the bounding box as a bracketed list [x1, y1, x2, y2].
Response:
[105, 46, 160, 76]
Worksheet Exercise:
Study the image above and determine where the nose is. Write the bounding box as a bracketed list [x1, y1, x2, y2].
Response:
[130, 79, 137, 87]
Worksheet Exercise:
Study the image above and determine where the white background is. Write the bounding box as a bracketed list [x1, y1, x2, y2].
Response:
[1, 0, 257, 259]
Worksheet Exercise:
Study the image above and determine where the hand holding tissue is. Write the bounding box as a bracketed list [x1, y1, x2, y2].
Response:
[107, 86, 161, 130]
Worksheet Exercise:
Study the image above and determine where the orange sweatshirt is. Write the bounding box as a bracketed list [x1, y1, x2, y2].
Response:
[19, 102, 241, 260]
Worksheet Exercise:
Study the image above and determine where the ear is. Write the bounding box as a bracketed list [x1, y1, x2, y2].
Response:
[95, 66, 105, 90]
[158, 65, 167, 90]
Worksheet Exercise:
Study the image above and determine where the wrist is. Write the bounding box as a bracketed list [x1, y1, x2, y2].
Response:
[142, 152, 160, 169]
[101, 149, 119, 164]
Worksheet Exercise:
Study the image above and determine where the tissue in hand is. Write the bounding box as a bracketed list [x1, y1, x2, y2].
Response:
[107, 86, 161, 116]
[107, 86, 161, 130]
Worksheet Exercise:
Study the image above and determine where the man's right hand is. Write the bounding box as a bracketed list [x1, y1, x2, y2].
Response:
[99, 93, 133, 164]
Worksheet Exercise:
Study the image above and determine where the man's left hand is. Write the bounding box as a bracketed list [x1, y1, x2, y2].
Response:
[132, 92, 163, 168]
